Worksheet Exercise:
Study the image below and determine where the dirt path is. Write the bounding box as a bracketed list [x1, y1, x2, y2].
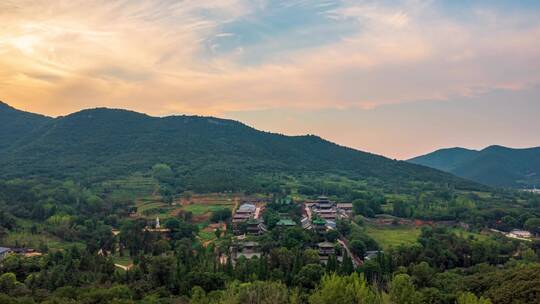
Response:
[338, 237, 363, 268]
[114, 263, 133, 271]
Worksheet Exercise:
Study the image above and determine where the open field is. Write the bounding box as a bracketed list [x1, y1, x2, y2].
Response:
[183, 203, 232, 215]
[198, 230, 216, 242]
[96, 173, 159, 200]
[3, 231, 85, 251]
[365, 224, 421, 249]
[450, 227, 489, 241]
[365, 223, 491, 250]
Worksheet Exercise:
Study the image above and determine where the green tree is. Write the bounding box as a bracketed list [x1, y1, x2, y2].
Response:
[411, 262, 434, 288]
[152, 163, 173, 182]
[221, 281, 289, 304]
[309, 273, 381, 304]
[524, 218, 540, 235]
[389, 274, 423, 304]
[0, 273, 18, 294]
[457, 292, 492, 304]
[294, 264, 325, 289]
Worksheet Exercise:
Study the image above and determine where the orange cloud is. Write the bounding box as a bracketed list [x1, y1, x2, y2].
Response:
[0, 0, 539, 119]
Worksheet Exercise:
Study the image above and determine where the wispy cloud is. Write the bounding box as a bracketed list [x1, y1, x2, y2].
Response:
[0, 0, 539, 120]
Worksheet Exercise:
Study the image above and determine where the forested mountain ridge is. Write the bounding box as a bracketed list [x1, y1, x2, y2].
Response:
[409, 145, 540, 188]
[0, 102, 476, 190]
[0, 101, 52, 150]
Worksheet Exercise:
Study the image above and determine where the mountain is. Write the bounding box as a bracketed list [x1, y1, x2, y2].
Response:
[409, 145, 540, 188]
[0, 102, 477, 190]
[408, 147, 478, 172]
[0, 101, 51, 149]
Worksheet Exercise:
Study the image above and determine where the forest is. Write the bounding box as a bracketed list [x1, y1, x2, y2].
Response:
[0, 172, 539, 304]
[1, 104, 539, 303]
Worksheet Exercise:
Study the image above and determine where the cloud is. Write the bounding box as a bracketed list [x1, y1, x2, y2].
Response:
[0, 0, 539, 117]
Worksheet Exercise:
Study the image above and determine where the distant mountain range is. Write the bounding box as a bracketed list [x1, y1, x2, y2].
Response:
[0, 101, 476, 191]
[409, 145, 540, 188]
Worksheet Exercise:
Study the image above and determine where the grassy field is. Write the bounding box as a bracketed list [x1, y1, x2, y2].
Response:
[365, 224, 421, 249]
[198, 230, 217, 242]
[183, 204, 231, 215]
[3, 231, 85, 251]
[365, 224, 489, 250]
[450, 227, 489, 241]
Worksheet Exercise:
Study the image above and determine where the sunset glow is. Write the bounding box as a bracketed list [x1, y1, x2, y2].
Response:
[1, 0, 540, 158]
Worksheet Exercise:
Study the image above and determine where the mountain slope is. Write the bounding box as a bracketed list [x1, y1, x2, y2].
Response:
[0, 101, 52, 149]
[409, 147, 478, 172]
[409, 145, 540, 188]
[0, 103, 477, 190]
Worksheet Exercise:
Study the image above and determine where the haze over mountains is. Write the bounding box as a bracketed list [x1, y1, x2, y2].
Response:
[409, 146, 540, 188]
[0, 101, 473, 190]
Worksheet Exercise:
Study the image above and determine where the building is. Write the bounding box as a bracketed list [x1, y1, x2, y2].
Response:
[12, 248, 41, 256]
[364, 250, 383, 261]
[317, 209, 338, 221]
[508, 229, 532, 239]
[233, 203, 257, 223]
[301, 217, 312, 229]
[308, 196, 352, 223]
[312, 219, 328, 233]
[337, 203, 353, 214]
[276, 219, 296, 228]
[317, 242, 336, 263]
[246, 219, 267, 235]
[143, 217, 171, 237]
[315, 196, 334, 210]
[0, 247, 12, 260]
[230, 241, 262, 264]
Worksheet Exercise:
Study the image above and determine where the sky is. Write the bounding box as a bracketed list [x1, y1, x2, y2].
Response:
[1, 0, 539, 159]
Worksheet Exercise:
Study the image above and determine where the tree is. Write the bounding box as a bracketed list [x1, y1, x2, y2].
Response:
[190, 286, 210, 304]
[210, 208, 232, 223]
[350, 240, 367, 258]
[220, 281, 289, 304]
[392, 201, 412, 218]
[524, 218, 540, 236]
[294, 264, 324, 289]
[340, 252, 354, 275]
[457, 292, 492, 304]
[336, 220, 352, 236]
[152, 163, 173, 182]
[353, 200, 375, 218]
[389, 274, 423, 304]
[149, 256, 176, 288]
[411, 262, 434, 288]
[0, 273, 18, 294]
[309, 273, 381, 304]
[164, 218, 197, 240]
[325, 230, 339, 242]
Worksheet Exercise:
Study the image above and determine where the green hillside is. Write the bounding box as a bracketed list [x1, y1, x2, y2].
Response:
[0, 104, 477, 191]
[409, 145, 540, 188]
[0, 101, 51, 149]
[408, 147, 478, 172]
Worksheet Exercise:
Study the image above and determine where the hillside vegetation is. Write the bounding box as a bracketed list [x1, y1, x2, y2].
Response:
[409, 145, 540, 188]
[0, 103, 477, 192]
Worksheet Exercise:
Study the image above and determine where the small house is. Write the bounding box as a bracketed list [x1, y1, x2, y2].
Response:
[509, 229, 532, 239]
[246, 219, 267, 235]
[317, 242, 336, 262]
[0, 247, 12, 260]
[233, 203, 257, 223]
[364, 250, 383, 261]
[231, 241, 262, 263]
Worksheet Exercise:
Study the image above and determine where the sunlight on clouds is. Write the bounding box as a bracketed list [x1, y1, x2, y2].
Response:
[0, 0, 539, 117]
